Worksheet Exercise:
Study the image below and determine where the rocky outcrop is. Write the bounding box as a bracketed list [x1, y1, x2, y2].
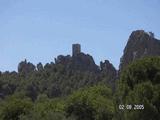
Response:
[119, 30, 160, 71]
[54, 52, 117, 89]
[71, 53, 99, 72]
[18, 59, 36, 75]
[100, 60, 117, 89]
[55, 53, 99, 72]
[100, 60, 117, 74]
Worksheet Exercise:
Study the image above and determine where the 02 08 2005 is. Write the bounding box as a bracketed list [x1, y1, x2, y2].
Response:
[119, 104, 144, 110]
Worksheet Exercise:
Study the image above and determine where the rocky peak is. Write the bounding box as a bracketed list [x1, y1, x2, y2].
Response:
[100, 60, 116, 73]
[54, 52, 99, 72]
[55, 55, 71, 65]
[18, 59, 36, 75]
[100, 60, 117, 90]
[71, 53, 99, 72]
[120, 30, 160, 71]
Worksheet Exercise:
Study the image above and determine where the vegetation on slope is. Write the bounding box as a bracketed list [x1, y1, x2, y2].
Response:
[0, 56, 160, 120]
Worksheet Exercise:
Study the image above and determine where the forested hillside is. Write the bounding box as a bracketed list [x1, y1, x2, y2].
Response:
[0, 52, 117, 101]
[0, 30, 160, 120]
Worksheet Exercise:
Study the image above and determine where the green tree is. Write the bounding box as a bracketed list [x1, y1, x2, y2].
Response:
[116, 57, 160, 120]
[65, 85, 114, 120]
[0, 95, 33, 120]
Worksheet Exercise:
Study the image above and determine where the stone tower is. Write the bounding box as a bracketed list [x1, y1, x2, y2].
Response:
[72, 44, 81, 56]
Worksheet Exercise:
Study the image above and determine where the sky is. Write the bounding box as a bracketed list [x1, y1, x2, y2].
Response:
[0, 0, 160, 72]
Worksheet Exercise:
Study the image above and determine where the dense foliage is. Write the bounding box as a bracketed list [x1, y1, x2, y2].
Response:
[0, 85, 114, 120]
[65, 85, 114, 120]
[116, 57, 160, 120]
[0, 53, 116, 101]
[0, 56, 160, 120]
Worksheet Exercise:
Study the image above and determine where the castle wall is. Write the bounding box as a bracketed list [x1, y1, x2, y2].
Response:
[72, 44, 81, 56]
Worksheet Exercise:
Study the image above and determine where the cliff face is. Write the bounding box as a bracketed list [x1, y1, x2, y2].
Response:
[55, 53, 99, 72]
[120, 30, 160, 71]
[100, 60, 117, 89]
[55, 52, 117, 75]
[54, 52, 117, 89]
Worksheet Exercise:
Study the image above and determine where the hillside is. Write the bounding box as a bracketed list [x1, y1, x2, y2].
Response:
[0, 30, 160, 120]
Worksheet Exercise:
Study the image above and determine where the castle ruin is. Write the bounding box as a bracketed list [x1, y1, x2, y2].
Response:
[72, 44, 81, 56]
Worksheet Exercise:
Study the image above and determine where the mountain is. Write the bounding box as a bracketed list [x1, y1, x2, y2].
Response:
[0, 46, 117, 100]
[119, 30, 160, 71]
[1, 30, 160, 100]
[55, 53, 99, 73]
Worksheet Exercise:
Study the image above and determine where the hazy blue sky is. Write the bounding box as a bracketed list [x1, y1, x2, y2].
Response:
[0, 0, 160, 72]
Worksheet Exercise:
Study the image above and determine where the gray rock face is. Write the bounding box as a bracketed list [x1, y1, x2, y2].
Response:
[71, 53, 99, 72]
[100, 60, 117, 76]
[119, 30, 160, 71]
[55, 53, 99, 72]
[100, 60, 117, 89]
[18, 59, 36, 75]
